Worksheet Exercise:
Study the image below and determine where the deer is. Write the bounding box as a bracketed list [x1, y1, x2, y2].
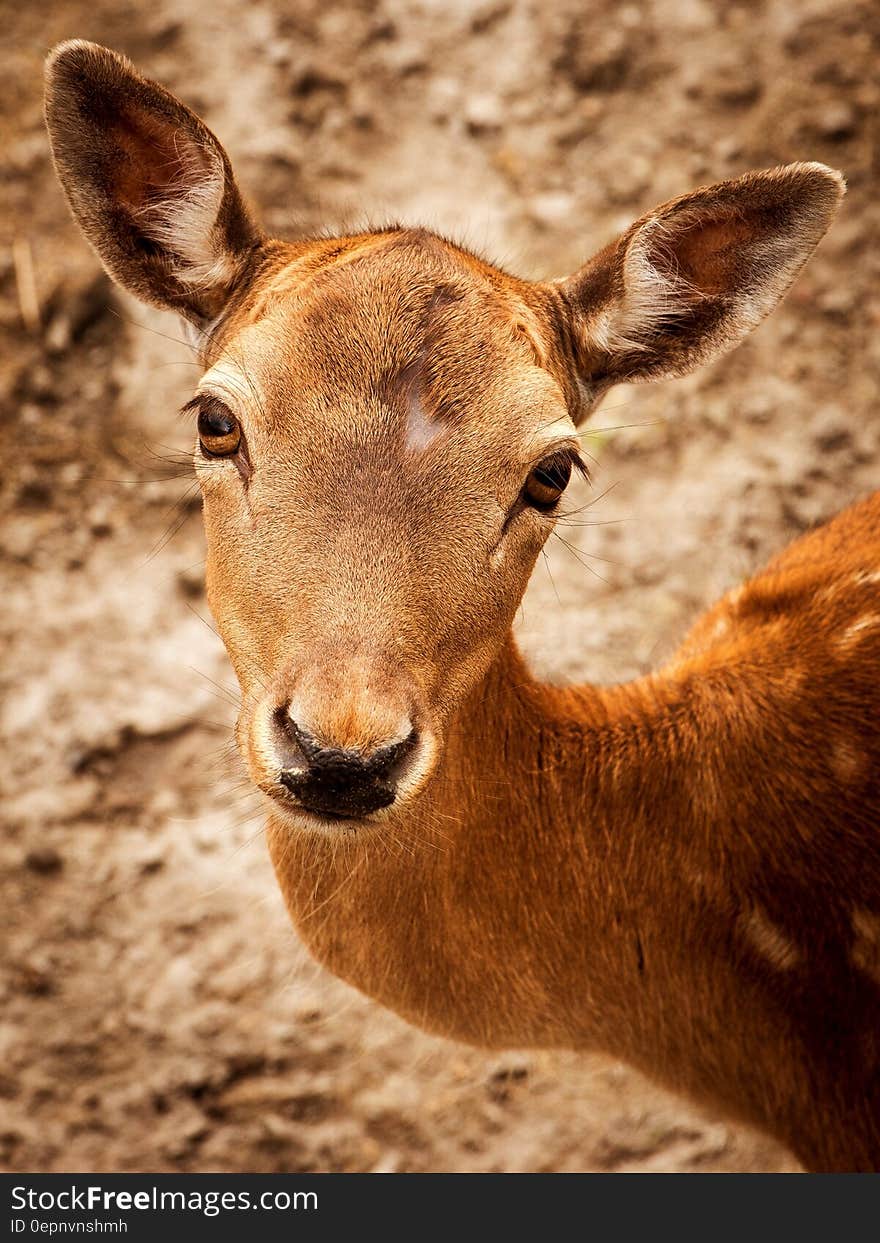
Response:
[44, 40, 880, 1173]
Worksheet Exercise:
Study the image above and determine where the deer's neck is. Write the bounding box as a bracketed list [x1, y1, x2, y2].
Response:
[266, 636, 849, 1156]
[263, 529, 880, 1171]
[267, 638, 740, 1054]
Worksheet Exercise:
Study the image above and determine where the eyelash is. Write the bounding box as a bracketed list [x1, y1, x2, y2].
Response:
[522, 448, 589, 510]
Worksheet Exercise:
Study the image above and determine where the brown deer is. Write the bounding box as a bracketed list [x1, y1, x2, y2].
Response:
[45, 41, 880, 1172]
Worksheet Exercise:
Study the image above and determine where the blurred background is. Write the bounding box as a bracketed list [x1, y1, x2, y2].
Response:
[2, 0, 877, 1172]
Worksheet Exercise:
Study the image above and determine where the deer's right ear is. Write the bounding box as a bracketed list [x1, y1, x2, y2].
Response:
[44, 40, 263, 325]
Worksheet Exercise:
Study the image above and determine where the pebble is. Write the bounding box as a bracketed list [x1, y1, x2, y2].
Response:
[138, 851, 165, 877]
[43, 275, 113, 357]
[529, 191, 575, 229]
[810, 406, 852, 453]
[465, 93, 504, 135]
[819, 287, 856, 317]
[815, 102, 857, 141]
[24, 847, 64, 875]
[565, 28, 629, 93]
[2, 517, 38, 561]
[18, 959, 54, 997]
[176, 565, 205, 599]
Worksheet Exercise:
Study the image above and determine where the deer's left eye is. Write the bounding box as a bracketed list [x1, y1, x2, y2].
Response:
[523, 452, 573, 509]
[196, 398, 241, 457]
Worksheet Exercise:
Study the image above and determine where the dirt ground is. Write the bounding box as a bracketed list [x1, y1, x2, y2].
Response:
[2, 0, 878, 1174]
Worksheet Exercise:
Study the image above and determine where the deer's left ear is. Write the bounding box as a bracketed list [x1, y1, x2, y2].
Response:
[45, 40, 263, 325]
[551, 163, 844, 408]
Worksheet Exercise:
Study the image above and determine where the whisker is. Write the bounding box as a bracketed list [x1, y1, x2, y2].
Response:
[144, 480, 201, 561]
[108, 305, 199, 355]
[576, 418, 664, 437]
[542, 547, 561, 606]
[189, 667, 241, 708]
[551, 531, 611, 584]
[557, 479, 621, 519]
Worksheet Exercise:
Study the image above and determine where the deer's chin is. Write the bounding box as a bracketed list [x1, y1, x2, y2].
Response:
[262, 793, 398, 836]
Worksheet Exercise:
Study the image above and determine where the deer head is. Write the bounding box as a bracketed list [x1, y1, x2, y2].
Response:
[45, 41, 844, 831]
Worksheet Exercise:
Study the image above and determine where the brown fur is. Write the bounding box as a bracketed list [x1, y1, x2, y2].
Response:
[45, 41, 879, 1171]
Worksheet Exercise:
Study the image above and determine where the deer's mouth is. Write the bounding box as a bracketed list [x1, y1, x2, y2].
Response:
[259, 779, 395, 832]
[277, 768, 397, 821]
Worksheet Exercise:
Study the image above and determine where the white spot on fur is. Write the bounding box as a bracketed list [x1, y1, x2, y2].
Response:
[852, 570, 880, 588]
[740, 908, 801, 970]
[830, 737, 864, 785]
[709, 613, 730, 640]
[683, 861, 726, 903]
[851, 908, 880, 983]
[836, 614, 880, 650]
[853, 909, 880, 942]
[404, 388, 442, 452]
[779, 666, 805, 695]
[816, 582, 842, 606]
[489, 531, 508, 572]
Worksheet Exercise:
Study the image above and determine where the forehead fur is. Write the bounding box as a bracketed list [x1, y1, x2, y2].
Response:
[208, 229, 564, 426]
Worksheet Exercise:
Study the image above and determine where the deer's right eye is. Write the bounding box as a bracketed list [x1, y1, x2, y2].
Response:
[196, 398, 242, 457]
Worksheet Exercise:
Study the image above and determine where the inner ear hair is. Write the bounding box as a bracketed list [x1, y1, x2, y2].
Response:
[556, 162, 845, 388]
[45, 40, 263, 323]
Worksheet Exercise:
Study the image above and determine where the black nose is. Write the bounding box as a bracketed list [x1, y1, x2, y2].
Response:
[274, 714, 417, 819]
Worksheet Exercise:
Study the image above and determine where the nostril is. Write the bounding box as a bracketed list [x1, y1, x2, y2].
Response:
[365, 729, 418, 779]
[274, 708, 321, 767]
